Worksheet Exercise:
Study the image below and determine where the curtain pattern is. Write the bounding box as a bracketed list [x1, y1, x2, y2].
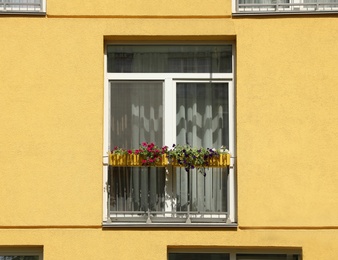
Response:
[110, 81, 165, 212]
[176, 83, 228, 213]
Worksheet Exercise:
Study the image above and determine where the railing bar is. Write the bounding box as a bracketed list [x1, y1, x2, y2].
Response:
[110, 210, 228, 214]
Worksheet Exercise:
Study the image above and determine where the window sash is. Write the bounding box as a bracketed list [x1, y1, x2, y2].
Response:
[107, 45, 233, 73]
[0, 0, 44, 12]
[236, 0, 338, 12]
[168, 253, 301, 260]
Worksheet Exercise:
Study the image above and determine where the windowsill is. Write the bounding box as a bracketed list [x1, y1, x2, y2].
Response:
[233, 10, 338, 16]
[102, 222, 238, 228]
[0, 11, 46, 16]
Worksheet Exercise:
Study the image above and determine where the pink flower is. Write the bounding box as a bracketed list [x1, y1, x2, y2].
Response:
[127, 150, 133, 154]
[135, 149, 140, 154]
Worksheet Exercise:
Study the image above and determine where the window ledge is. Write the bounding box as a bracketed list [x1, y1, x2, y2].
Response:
[233, 10, 338, 16]
[102, 222, 238, 228]
[0, 11, 46, 16]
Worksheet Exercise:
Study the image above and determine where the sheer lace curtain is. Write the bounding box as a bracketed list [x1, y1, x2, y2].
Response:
[176, 83, 229, 213]
[110, 81, 165, 212]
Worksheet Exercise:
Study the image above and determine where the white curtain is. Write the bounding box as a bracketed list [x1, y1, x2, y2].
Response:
[175, 83, 229, 213]
[110, 81, 165, 212]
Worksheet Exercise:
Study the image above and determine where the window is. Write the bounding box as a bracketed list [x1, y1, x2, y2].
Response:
[0, 0, 45, 13]
[0, 247, 43, 260]
[235, 0, 338, 13]
[168, 250, 301, 260]
[103, 44, 236, 226]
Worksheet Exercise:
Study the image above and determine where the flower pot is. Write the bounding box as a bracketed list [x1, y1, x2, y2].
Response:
[208, 153, 231, 167]
[109, 154, 128, 166]
[109, 154, 168, 167]
[170, 153, 230, 168]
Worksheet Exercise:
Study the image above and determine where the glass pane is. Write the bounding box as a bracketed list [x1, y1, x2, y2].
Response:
[175, 82, 229, 214]
[176, 82, 229, 149]
[237, 255, 287, 260]
[107, 45, 232, 73]
[110, 81, 163, 149]
[0, 257, 39, 260]
[174, 167, 228, 214]
[238, 0, 288, 4]
[109, 81, 166, 216]
[169, 253, 230, 260]
[109, 166, 166, 213]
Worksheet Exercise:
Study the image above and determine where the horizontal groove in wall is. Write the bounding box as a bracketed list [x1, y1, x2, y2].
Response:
[239, 226, 338, 230]
[46, 14, 232, 19]
[0, 225, 337, 230]
[0, 225, 102, 229]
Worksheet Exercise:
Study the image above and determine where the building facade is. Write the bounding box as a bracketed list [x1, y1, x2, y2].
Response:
[0, 0, 338, 259]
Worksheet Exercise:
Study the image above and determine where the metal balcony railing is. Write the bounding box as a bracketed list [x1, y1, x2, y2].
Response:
[106, 165, 230, 225]
[0, 0, 44, 12]
[237, 0, 338, 13]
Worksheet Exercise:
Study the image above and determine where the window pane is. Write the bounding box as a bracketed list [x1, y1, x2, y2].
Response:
[237, 255, 288, 260]
[176, 82, 229, 149]
[109, 166, 166, 213]
[0, 0, 42, 11]
[0, 257, 39, 260]
[109, 81, 165, 216]
[175, 82, 229, 215]
[107, 45, 232, 73]
[169, 253, 230, 260]
[110, 81, 163, 149]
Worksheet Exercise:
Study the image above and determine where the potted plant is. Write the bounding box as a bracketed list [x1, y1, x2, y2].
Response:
[109, 143, 230, 170]
[135, 142, 168, 166]
[109, 142, 168, 167]
[167, 144, 229, 174]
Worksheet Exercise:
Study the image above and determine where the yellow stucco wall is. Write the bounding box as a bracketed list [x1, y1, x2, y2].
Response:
[47, 0, 232, 16]
[0, 0, 338, 259]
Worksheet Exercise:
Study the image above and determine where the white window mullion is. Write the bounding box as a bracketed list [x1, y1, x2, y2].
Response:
[164, 78, 176, 146]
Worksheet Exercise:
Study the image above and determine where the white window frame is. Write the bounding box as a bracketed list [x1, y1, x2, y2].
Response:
[103, 42, 237, 226]
[0, 0, 46, 14]
[233, 0, 338, 14]
[0, 247, 43, 260]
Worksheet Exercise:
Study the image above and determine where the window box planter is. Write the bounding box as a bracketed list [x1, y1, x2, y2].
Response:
[208, 153, 231, 167]
[109, 153, 230, 167]
[109, 154, 168, 167]
[170, 153, 230, 167]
